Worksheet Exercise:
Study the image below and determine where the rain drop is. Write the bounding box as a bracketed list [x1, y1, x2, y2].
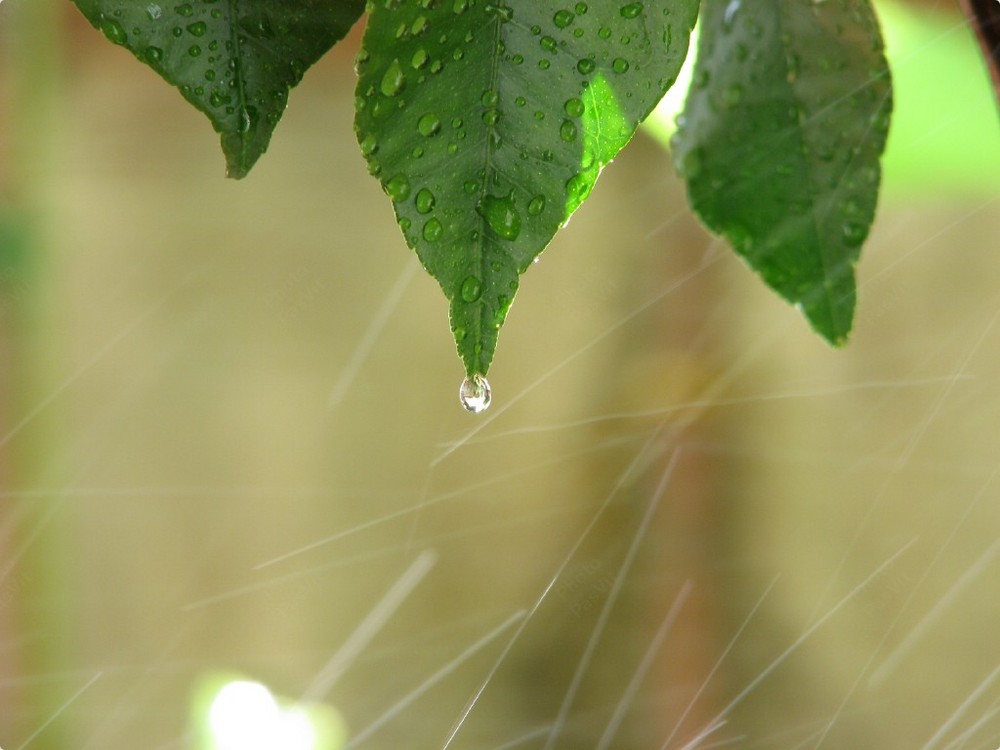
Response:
[460, 275, 483, 302]
[478, 194, 522, 241]
[423, 217, 443, 242]
[459, 373, 491, 413]
[100, 18, 128, 45]
[417, 113, 441, 136]
[527, 195, 546, 216]
[559, 119, 578, 142]
[553, 9, 574, 28]
[385, 173, 411, 202]
[620, 2, 643, 18]
[380, 59, 406, 97]
[415, 187, 436, 213]
[564, 98, 584, 117]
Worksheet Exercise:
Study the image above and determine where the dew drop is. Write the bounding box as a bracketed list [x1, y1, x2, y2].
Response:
[411, 48, 429, 69]
[100, 18, 128, 45]
[553, 9, 574, 28]
[620, 2, 643, 18]
[842, 221, 867, 246]
[559, 119, 578, 142]
[423, 217, 443, 242]
[460, 275, 483, 302]
[186, 21, 207, 36]
[385, 173, 411, 202]
[478, 194, 521, 241]
[575, 1, 588, 12]
[380, 59, 406, 97]
[415, 187, 436, 213]
[459, 373, 491, 413]
[417, 113, 441, 136]
[563, 98, 584, 117]
[527, 195, 546, 216]
[612, 57, 630, 73]
[576, 58, 596, 75]
[360, 133, 379, 157]
[145, 45, 163, 63]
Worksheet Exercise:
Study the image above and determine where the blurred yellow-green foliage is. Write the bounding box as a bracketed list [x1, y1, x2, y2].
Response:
[1, 1, 999, 749]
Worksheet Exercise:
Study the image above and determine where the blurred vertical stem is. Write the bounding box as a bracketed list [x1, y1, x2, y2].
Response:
[2, 0, 75, 746]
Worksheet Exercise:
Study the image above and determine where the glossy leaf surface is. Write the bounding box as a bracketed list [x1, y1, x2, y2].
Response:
[356, 0, 698, 376]
[71, 0, 365, 177]
[673, 0, 892, 344]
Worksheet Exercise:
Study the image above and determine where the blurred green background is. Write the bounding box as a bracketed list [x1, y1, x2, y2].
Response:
[1, 1, 999, 748]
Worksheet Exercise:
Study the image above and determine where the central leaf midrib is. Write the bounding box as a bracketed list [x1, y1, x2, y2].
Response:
[227, 0, 250, 163]
[467, 3, 508, 374]
[775, 0, 842, 328]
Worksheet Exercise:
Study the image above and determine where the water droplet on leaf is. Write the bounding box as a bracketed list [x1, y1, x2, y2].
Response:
[460, 275, 483, 302]
[620, 2, 643, 18]
[415, 187, 436, 213]
[478, 194, 521, 241]
[380, 59, 406, 97]
[417, 113, 441, 136]
[385, 174, 411, 202]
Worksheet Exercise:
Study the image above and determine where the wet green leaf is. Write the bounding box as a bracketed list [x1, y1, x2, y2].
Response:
[70, 0, 365, 177]
[356, 0, 698, 377]
[673, 0, 892, 344]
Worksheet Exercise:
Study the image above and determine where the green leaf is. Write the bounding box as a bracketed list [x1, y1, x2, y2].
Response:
[356, 0, 699, 377]
[70, 0, 365, 178]
[673, 0, 892, 344]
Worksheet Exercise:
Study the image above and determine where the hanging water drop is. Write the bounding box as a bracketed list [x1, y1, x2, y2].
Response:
[459, 373, 492, 413]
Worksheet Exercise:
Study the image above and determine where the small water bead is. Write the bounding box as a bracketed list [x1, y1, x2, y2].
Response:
[612, 57, 630, 73]
[460, 275, 482, 302]
[527, 195, 546, 216]
[576, 58, 596, 75]
[482, 109, 500, 125]
[186, 21, 207, 35]
[100, 18, 128, 45]
[415, 187, 436, 213]
[620, 2, 643, 18]
[575, 1, 588, 12]
[175, 3, 194, 16]
[188, 44, 202, 57]
[564, 98, 584, 117]
[553, 9, 574, 28]
[514, 96, 526, 107]
[411, 48, 429, 68]
[481, 89, 499, 107]
[598, 25, 612, 39]
[411, 16, 428, 35]
[385, 174, 411, 201]
[459, 374, 492, 414]
[423, 217, 443, 242]
[559, 120, 578, 142]
[540, 36, 557, 53]
[360, 133, 379, 156]
[538, 59, 551, 70]
[417, 113, 441, 136]
[453, 0, 469, 12]
[145, 45, 164, 63]
[380, 59, 406, 96]
[478, 193, 521, 240]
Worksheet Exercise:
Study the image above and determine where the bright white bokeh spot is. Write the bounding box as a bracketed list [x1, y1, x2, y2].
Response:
[208, 680, 317, 750]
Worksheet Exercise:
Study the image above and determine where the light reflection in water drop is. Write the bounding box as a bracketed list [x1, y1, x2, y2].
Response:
[459, 373, 491, 413]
